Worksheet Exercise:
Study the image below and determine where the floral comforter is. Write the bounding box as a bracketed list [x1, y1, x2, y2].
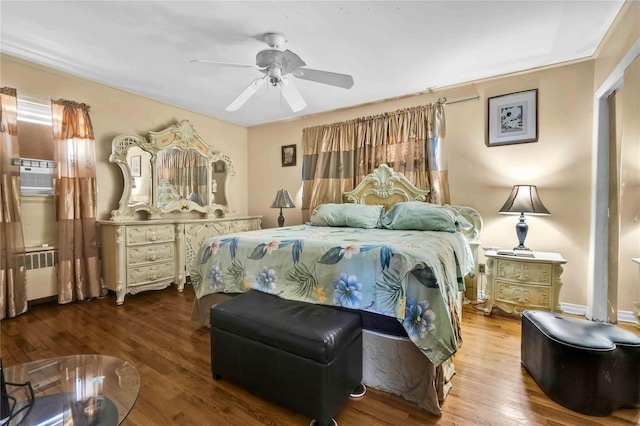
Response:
[190, 225, 474, 365]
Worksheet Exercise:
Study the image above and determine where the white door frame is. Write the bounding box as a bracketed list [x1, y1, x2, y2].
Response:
[588, 38, 640, 321]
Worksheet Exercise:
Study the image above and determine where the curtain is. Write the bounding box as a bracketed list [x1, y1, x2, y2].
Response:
[0, 87, 28, 319]
[51, 99, 101, 304]
[157, 148, 208, 205]
[302, 102, 448, 221]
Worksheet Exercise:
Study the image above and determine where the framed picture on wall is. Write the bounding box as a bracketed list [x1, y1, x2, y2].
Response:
[281, 144, 296, 167]
[130, 155, 141, 177]
[487, 89, 538, 146]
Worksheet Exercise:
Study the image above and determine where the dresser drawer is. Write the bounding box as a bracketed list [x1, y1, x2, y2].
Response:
[233, 219, 260, 232]
[495, 280, 551, 309]
[127, 243, 174, 265]
[496, 259, 552, 286]
[126, 225, 175, 246]
[127, 261, 175, 286]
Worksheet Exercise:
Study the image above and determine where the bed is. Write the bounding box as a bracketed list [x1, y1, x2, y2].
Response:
[190, 164, 483, 415]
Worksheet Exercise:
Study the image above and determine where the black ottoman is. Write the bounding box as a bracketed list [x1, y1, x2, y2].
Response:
[210, 290, 363, 426]
[521, 310, 640, 416]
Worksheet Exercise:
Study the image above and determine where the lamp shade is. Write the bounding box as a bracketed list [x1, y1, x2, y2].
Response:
[498, 185, 550, 215]
[270, 189, 295, 209]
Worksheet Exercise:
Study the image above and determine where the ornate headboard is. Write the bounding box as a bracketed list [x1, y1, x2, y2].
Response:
[343, 164, 483, 245]
[343, 164, 430, 211]
[342, 164, 483, 298]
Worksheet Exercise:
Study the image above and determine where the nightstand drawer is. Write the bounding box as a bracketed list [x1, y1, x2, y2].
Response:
[495, 280, 551, 309]
[127, 243, 174, 265]
[126, 225, 175, 246]
[496, 259, 552, 286]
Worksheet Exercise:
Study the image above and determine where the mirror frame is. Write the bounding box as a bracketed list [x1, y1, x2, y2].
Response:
[108, 120, 234, 221]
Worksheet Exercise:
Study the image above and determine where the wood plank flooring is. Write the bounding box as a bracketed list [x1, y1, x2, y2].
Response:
[2, 286, 639, 425]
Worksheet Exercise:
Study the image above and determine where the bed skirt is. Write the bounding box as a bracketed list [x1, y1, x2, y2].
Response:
[193, 293, 455, 416]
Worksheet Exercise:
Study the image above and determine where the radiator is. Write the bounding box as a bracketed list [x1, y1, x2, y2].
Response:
[25, 247, 57, 301]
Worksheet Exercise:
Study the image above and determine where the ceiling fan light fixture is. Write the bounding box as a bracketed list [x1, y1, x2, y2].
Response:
[268, 67, 282, 86]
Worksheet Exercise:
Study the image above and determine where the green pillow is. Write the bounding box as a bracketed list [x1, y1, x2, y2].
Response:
[309, 203, 384, 229]
[381, 202, 460, 232]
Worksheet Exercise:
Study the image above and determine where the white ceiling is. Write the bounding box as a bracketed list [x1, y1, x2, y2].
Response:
[1, 1, 624, 127]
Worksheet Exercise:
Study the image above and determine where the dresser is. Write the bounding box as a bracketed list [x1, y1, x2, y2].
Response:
[100, 217, 261, 305]
[483, 251, 567, 316]
[102, 121, 263, 304]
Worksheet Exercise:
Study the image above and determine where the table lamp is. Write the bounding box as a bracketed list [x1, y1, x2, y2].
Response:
[498, 185, 550, 251]
[271, 189, 295, 227]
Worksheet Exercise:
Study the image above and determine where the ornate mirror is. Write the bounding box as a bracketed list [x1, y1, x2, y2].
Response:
[108, 120, 234, 221]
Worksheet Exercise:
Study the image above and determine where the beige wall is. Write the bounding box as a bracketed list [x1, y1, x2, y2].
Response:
[248, 60, 595, 307]
[617, 59, 640, 313]
[593, 0, 640, 313]
[593, 1, 640, 90]
[1, 54, 250, 222]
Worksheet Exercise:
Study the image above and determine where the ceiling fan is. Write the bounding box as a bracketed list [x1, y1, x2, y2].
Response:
[191, 33, 354, 112]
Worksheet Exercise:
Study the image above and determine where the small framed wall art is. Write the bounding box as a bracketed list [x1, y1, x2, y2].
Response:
[487, 89, 538, 146]
[281, 144, 296, 167]
[130, 155, 141, 177]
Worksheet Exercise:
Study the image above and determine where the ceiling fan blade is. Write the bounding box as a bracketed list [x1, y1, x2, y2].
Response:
[294, 68, 354, 89]
[281, 79, 307, 112]
[190, 59, 257, 69]
[226, 76, 267, 111]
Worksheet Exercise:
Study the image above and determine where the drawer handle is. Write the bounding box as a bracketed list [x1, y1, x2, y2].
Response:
[148, 267, 160, 281]
[146, 249, 159, 261]
[145, 229, 158, 241]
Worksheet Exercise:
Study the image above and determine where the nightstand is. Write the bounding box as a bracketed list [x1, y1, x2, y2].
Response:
[483, 250, 567, 316]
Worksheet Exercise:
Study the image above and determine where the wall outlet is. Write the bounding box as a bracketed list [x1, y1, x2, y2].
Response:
[478, 263, 486, 274]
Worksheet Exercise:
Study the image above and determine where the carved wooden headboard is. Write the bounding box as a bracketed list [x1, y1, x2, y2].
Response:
[342, 164, 483, 298]
[342, 164, 482, 245]
[343, 164, 429, 212]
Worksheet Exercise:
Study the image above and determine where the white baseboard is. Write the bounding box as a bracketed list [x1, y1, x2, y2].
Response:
[560, 302, 638, 325]
[559, 302, 588, 316]
[618, 310, 639, 324]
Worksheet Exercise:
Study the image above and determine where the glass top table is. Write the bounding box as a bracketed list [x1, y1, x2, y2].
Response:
[3, 354, 140, 425]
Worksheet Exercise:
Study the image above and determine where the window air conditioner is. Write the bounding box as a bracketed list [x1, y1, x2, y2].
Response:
[19, 158, 55, 195]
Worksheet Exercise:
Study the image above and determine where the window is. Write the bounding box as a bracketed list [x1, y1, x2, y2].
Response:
[16, 95, 54, 194]
[17, 96, 52, 126]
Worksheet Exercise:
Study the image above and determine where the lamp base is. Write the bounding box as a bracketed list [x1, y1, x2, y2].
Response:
[277, 208, 285, 227]
[514, 213, 530, 251]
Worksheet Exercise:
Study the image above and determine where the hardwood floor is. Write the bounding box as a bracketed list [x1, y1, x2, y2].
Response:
[2, 286, 639, 425]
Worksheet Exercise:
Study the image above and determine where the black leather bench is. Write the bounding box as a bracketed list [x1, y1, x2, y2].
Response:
[521, 309, 640, 416]
[210, 290, 363, 426]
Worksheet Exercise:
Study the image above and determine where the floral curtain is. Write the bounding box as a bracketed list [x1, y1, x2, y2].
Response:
[302, 102, 448, 221]
[0, 87, 28, 319]
[51, 99, 101, 304]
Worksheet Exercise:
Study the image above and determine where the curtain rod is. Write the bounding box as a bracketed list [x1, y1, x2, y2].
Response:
[438, 95, 480, 105]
